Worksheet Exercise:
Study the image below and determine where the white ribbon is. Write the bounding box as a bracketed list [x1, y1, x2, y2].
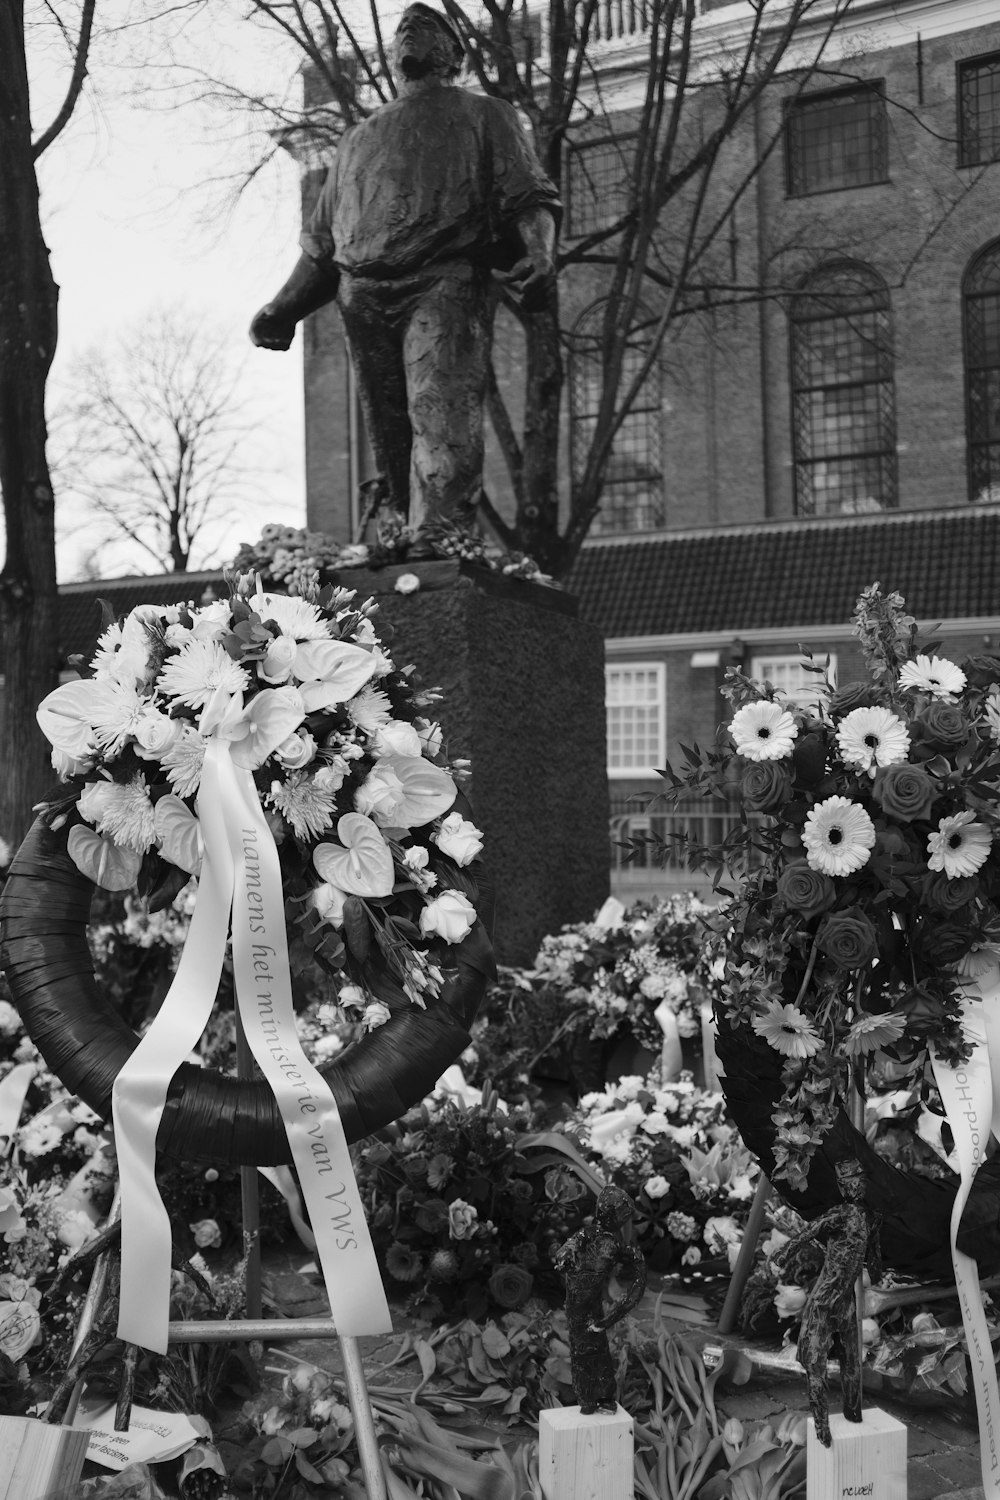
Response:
[113, 737, 390, 1353]
[931, 977, 1000, 1499]
[655, 999, 683, 1081]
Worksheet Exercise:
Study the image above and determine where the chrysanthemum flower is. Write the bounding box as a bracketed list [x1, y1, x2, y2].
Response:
[249, 592, 329, 641]
[729, 701, 798, 762]
[78, 774, 156, 854]
[346, 685, 393, 735]
[927, 809, 992, 878]
[844, 1012, 907, 1057]
[157, 638, 250, 710]
[837, 707, 910, 778]
[751, 1000, 823, 1059]
[802, 796, 876, 876]
[899, 654, 967, 700]
[160, 726, 207, 799]
[265, 770, 339, 841]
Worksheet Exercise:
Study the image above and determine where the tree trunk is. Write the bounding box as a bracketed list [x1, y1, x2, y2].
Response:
[517, 297, 565, 574]
[0, 2, 61, 846]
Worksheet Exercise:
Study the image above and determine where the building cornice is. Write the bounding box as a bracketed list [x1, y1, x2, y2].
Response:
[605, 616, 1000, 654]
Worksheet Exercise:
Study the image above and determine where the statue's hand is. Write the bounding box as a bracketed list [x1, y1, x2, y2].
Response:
[494, 252, 555, 312]
[250, 304, 297, 351]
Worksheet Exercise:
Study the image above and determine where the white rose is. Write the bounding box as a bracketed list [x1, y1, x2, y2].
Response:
[433, 812, 483, 867]
[312, 883, 347, 927]
[419, 889, 476, 945]
[372, 721, 422, 759]
[644, 1175, 670, 1200]
[190, 1218, 222, 1250]
[189, 600, 232, 639]
[363, 1001, 392, 1031]
[355, 762, 407, 825]
[275, 731, 317, 770]
[404, 846, 430, 871]
[338, 983, 367, 1008]
[0, 1302, 39, 1360]
[259, 635, 299, 685]
[394, 572, 420, 594]
[133, 710, 180, 758]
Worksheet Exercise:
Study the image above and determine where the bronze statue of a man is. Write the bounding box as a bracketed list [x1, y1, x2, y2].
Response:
[251, 4, 560, 551]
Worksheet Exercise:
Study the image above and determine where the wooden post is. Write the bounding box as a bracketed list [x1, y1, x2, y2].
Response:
[539, 1406, 633, 1500]
[0, 1416, 89, 1499]
[806, 1409, 906, 1500]
[717, 1174, 772, 1334]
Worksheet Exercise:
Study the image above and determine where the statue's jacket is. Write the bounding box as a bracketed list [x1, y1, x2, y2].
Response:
[300, 85, 561, 280]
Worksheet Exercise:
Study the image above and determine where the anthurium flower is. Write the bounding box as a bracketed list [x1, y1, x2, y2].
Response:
[355, 755, 456, 829]
[202, 684, 306, 770]
[312, 813, 395, 896]
[66, 825, 142, 891]
[295, 639, 377, 707]
[37, 678, 125, 759]
[154, 795, 203, 875]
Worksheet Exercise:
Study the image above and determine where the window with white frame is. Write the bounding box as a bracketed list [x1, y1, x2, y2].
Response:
[751, 654, 837, 710]
[606, 663, 665, 776]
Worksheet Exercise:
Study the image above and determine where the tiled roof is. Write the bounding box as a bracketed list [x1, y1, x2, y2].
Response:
[57, 573, 225, 664]
[568, 505, 1000, 638]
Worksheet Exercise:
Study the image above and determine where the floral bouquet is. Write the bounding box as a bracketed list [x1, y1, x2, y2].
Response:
[658, 583, 1000, 1193]
[34, 572, 486, 1026]
[531, 894, 711, 1053]
[566, 1070, 757, 1271]
[230, 521, 550, 599]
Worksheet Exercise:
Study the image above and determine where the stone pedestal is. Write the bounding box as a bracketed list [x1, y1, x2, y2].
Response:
[337, 559, 609, 965]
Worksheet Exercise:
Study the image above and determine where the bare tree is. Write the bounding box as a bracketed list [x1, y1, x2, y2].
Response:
[203, 0, 865, 576]
[51, 310, 264, 574]
[1, 0, 96, 844]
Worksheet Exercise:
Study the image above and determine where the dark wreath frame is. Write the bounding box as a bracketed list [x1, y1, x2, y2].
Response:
[714, 1007, 1000, 1281]
[0, 817, 495, 1167]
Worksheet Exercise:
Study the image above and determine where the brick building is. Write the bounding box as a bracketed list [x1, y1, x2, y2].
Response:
[285, 0, 1000, 897]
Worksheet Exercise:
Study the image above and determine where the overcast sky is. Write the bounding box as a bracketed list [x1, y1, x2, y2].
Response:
[28, 3, 311, 580]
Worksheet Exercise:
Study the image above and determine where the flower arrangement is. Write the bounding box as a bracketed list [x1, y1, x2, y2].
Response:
[230, 519, 551, 598]
[660, 583, 1000, 1191]
[566, 1071, 757, 1272]
[34, 572, 486, 1024]
[530, 894, 711, 1053]
[351, 1088, 601, 1319]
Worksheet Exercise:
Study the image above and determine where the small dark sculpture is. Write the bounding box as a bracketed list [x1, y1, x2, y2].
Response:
[554, 1185, 647, 1414]
[772, 1157, 883, 1447]
[251, 3, 560, 551]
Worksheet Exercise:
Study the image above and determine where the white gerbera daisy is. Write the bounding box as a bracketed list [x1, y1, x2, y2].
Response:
[90, 621, 125, 677]
[250, 592, 328, 641]
[837, 706, 910, 777]
[157, 638, 250, 710]
[729, 701, 798, 762]
[899, 654, 967, 700]
[927, 810, 992, 878]
[751, 1000, 822, 1059]
[802, 795, 876, 876]
[160, 725, 207, 798]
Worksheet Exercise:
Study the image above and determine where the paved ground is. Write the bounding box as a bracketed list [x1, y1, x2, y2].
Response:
[257, 1247, 986, 1499]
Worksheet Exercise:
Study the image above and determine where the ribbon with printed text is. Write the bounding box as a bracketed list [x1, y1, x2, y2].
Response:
[113, 737, 391, 1354]
[931, 976, 1000, 1500]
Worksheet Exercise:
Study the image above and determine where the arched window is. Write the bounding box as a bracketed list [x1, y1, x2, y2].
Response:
[569, 301, 664, 536]
[963, 240, 1000, 502]
[789, 262, 897, 516]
